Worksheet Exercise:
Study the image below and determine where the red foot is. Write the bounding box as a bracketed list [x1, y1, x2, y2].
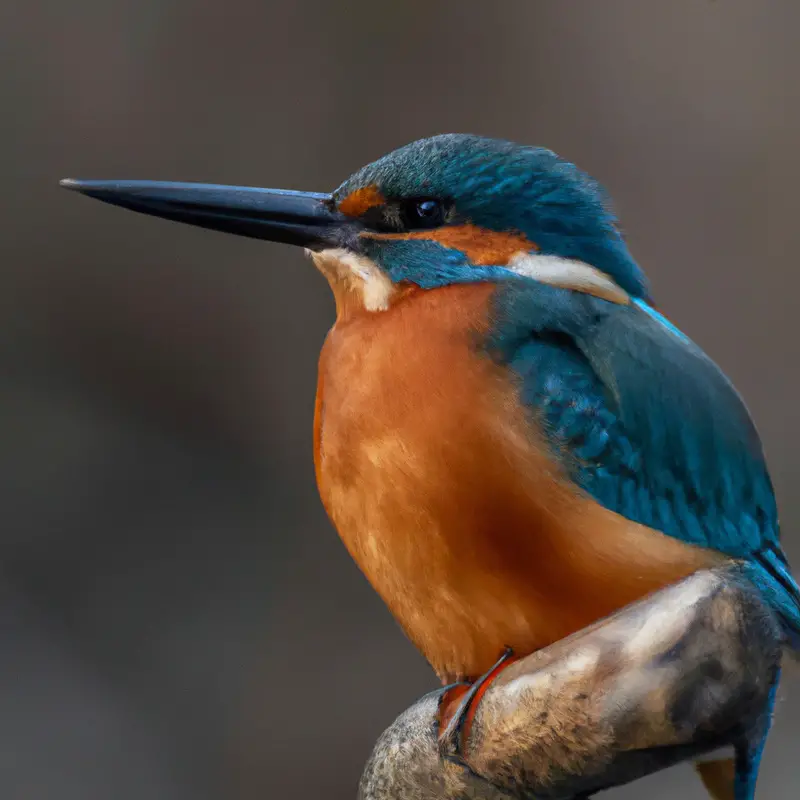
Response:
[436, 682, 471, 736]
[437, 648, 519, 757]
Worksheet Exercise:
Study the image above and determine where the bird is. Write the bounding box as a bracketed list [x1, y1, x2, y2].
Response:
[61, 134, 799, 799]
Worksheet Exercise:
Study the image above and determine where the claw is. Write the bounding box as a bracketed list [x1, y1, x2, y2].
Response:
[438, 647, 519, 761]
[436, 682, 471, 737]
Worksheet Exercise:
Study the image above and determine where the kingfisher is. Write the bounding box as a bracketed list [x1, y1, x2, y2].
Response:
[62, 134, 799, 799]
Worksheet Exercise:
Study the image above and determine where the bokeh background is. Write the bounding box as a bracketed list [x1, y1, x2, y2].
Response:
[1, 1, 798, 797]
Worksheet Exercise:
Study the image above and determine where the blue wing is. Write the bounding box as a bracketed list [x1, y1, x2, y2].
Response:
[487, 278, 800, 642]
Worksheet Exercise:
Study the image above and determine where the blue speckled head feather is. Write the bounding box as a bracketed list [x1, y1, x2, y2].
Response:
[334, 134, 650, 299]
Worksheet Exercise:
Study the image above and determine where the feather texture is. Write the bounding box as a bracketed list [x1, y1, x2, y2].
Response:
[485, 277, 800, 643]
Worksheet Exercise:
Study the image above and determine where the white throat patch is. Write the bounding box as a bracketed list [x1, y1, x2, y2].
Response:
[309, 248, 397, 312]
[507, 253, 630, 305]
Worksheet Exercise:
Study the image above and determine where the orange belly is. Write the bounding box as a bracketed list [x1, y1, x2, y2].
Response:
[313, 283, 719, 683]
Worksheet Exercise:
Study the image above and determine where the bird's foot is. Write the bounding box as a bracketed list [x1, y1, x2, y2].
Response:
[436, 647, 519, 764]
[436, 682, 472, 738]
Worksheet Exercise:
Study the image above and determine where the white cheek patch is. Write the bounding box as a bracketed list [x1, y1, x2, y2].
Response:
[310, 248, 397, 312]
[507, 253, 630, 305]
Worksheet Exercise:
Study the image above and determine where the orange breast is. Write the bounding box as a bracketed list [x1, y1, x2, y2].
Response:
[313, 283, 719, 683]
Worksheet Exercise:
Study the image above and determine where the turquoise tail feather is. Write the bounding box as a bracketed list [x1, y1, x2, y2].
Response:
[742, 550, 800, 650]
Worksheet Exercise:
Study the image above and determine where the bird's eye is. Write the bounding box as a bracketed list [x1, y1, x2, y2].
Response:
[416, 200, 439, 219]
[400, 197, 446, 229]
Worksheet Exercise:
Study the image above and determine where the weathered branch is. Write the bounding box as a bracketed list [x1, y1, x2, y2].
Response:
[360, 564, 782, 800]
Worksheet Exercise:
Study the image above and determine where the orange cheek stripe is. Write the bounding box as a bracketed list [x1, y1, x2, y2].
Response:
[338, 185, 386, 217]
[362, 223, 538, 266]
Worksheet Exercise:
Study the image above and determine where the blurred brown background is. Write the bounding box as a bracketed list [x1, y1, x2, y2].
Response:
[1, 1, 798, 798]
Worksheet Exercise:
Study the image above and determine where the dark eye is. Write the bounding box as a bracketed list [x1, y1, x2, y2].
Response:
[400, 197, 446, 229]
[416, 199, 439, 219]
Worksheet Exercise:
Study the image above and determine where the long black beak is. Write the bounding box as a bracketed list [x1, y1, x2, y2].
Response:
[59, 179, 352, 250]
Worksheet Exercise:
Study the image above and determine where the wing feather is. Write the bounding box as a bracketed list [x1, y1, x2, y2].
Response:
[486, 279, 800, 638]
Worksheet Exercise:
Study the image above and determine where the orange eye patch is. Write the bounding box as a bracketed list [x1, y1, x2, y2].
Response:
[338, 185, 386, 217]
[362, 223, 538, 266]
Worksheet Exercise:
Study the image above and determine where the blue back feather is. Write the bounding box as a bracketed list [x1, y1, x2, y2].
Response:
[484, 278, 800, 645]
